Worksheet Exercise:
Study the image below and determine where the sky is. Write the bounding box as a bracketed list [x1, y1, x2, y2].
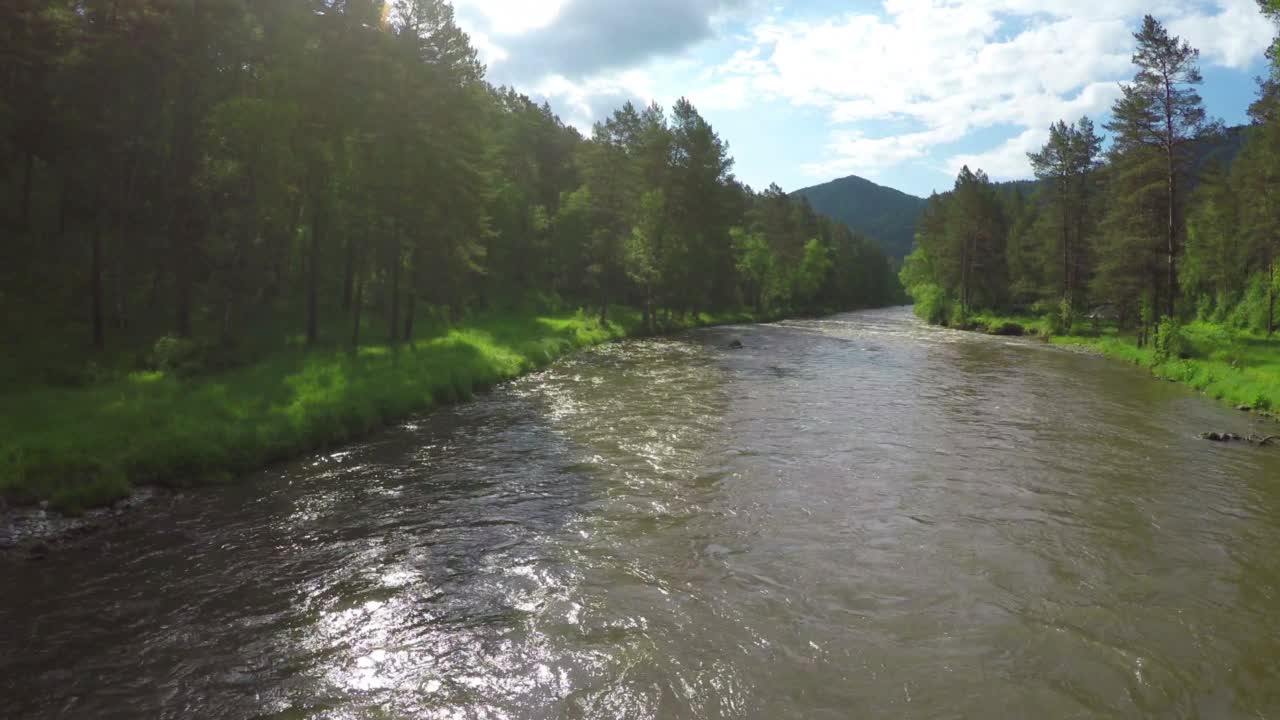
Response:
[449, 0, 1277, 198]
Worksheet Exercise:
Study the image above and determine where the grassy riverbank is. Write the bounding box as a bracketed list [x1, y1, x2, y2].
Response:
[952, 312, 1280, 419]
[0, 307, 766, 514]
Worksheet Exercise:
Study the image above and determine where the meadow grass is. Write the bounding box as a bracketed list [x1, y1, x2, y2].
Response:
[963, 311, 1052, 337]
[935, 309, 1280, 420]
[0, 306, 763, 514]
[1051, 322, 1280, 418]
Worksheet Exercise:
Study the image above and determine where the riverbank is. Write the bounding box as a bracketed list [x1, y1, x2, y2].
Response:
[1, 306, 778, 516]
[952, 312, 1280, 420]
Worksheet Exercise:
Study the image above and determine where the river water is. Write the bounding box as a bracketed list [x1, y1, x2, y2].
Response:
[4, 307, 1280, 719]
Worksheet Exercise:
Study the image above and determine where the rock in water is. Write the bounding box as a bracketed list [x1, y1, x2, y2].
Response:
[728, 339, 744, 349]
[1200, 431, 1245, 442]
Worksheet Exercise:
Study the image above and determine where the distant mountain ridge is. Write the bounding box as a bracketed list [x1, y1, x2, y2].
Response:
[791, 175, 927, 260]
[794, 125, 1249, 260]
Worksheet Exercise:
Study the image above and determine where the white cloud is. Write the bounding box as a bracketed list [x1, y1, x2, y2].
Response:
[450, 0, 567, 36]
[453, 0, 1274, 188]
[710, 0, 1272, 182]
[1170, 0, 1277, 69]
[529, 70, 659, 132]
[948, 128, 1045, 179]
[801, 126, 962, 178]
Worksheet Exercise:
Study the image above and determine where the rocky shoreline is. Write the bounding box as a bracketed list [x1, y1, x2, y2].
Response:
[0, 487, 173, 560]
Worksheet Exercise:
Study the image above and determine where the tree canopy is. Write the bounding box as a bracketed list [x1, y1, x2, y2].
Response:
[901, 13, 1280, 339]
[0, 0, 901, 365]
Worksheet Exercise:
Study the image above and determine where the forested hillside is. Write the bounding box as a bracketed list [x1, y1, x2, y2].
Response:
[896, 8, 1280, 416]
[793, 175, 927, 260]
[0, 0, 899, 374]
[902, 12, 1279, 340]
[794, 130, 1247, 264]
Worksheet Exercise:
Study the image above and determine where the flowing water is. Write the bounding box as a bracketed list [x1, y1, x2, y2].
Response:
[5, 307, 1280, 719]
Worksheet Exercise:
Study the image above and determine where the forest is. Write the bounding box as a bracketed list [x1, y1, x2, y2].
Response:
[901, 8, 1280, 413]
[2, 0, 900, 360]
[0, 1, 900, 509]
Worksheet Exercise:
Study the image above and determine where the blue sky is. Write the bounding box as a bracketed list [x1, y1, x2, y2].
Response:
[451, 0, 1276, 198]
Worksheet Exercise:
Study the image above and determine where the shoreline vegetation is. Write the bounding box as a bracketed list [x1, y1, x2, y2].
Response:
[900, 11, 1280, 424]
[1, 305, 805, 515]
[945, 311, 1280, 421]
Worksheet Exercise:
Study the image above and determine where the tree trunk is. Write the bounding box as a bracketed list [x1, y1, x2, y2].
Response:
[644, 283, 655, 334]
[403, 244, 418, 342]
[114, 151, 137, 330]
[306, 192, 323, 346]
[91, 211, 105, 350]
[403, 293, 416, 342]
[223, 162, 259, 347]
[170, 6, 201, 339]
[388, 241, 401, 345]
[21, 150, 34, 228]
[1073, 213, 1085, 309]
[1167, 156, 1177, 320]
[1269, 256, 1275, 337]
[268, 198, 303, 301]
[58, 175, 70, 238]
[1164, 75, 1177, 321]
[599, 283, 608, 324]
[222, 225, 251, 348]
[342, 235, 355, 311]
[1062, 195, 1071, 304]
[172, 193, 194, 338]
[350, 279, 363, 354]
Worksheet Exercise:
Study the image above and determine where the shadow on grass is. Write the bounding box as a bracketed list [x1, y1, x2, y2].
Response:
[0, 310, 634, 513]
[1, 304, 793, 513]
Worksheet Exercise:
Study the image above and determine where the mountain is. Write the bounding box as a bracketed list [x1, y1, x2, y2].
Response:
[794, 126, 1251, 260]
[792, 175, 927, 260]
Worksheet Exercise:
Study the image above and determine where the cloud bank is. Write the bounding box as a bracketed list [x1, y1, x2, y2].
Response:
[453, 0, 1274, 186]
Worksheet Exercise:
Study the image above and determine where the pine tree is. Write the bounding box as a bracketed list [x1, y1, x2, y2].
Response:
[1028, 118, 1103, 306]
[1105, 16, 1212, 320]
[1237, 94, 1280, 334]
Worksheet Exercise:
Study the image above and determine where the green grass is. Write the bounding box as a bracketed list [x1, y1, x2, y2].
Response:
[0, 306, 765, 514]
[933, 308, 1280, 420]
[962, 311, 1051, 337]
[1051, 322, 1280, 419]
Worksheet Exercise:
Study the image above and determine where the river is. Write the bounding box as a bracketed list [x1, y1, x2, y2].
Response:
[4, 307, 1280, 718]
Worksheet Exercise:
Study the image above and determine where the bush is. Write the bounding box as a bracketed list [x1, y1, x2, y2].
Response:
[1059, 298, 1076, 334]
[1153, 318, 1189, 363]
[1195, 294, 1216, 323]
[1228, 272, 1279, 333]
[909, 283, 950, 325]
[152, 336, 202, 374]
[988, 321, 1025, 336]
[151, 336, 240, 376]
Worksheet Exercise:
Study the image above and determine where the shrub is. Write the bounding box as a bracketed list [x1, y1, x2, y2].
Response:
[152, 336, 204, 375]
[909, 283, 950, 325]
[1059, 298, 1076, 334]
[1153, 318, 1189, 363]
[988, 321, 1025, 336]
[1228, 272, 1280, 333]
